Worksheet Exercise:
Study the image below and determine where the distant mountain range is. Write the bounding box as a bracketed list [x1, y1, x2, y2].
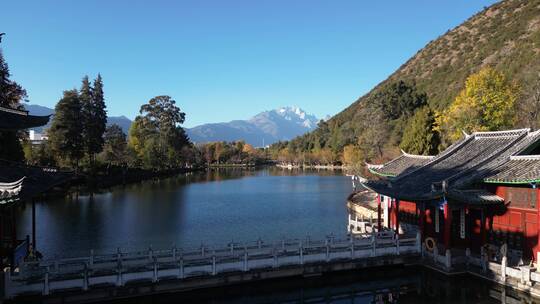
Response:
[186, 106, 321, 147]
[25, 104, 133, 134]
[25, 104, 321, 146]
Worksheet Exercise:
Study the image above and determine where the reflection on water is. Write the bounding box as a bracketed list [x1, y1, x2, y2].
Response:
[16, 167, 351, 258]
[106, 266, 528, 303]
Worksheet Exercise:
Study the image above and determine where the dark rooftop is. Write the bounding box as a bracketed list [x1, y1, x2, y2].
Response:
[366, 150, 434, 177]
[0, 106, 50, 130]
[362, 129, 540, 204]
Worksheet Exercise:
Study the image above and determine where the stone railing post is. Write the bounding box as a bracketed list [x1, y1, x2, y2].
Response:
[116, 260, 123, 287]
[117, 248, 122, 266]
[325, 239, 330, 262]
[433, 245, 439, 264]
[83, 263, 89, 291]
[501, 256, 507, 282]
[299, 241, 304, 265]
[257, 238, 262, 249]
[212, 253, 217, 275]
[178, 257, 184, 279]
[465, 248, 471, 268]
[445, 249, 452, 270]
[520, 266, 532, 286]
[153, 257, 158, 283]
[230, 242, 234, 255]
[148, 246, 153, 262]
[172, 245, 177, 260]
[281, 239, 285, 252]
[273, 247, 278, 268]
[243, 247, 249, 272]
[43, 270, 50, 295]
[201, 244, 205, 257]
[537, 252, 540, 272]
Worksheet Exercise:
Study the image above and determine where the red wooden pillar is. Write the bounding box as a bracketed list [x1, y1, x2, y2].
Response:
[395, 199, 400, 234]
[480, 209, 486, 246]
[390, 199, 395, 230]
[443, 203, 452, 250]
[377, 194, 381, 231]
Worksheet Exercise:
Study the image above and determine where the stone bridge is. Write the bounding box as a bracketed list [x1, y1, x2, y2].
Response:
[4, 231, 421, 301]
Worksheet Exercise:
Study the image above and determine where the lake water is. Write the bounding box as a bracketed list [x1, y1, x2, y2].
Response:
[16, 167, 352, 258]
[15, 167, 528, 303]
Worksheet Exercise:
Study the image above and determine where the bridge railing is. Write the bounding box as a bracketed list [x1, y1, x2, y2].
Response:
[5, 231, 421, 298]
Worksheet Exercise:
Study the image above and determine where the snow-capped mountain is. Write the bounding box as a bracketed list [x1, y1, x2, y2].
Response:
[187, 106, 320, 147]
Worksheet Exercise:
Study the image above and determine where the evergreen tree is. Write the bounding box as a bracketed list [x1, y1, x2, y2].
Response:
[400, 107, 440, 155]
[0, 38, 27, 161]
[86, 74, 107, 158]
[49, 90, 84, 167]
[102, 124, 127, 166]
[79, 76, 93, 156]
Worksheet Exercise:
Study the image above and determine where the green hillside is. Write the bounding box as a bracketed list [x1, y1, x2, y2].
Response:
[271, 0, 540, 164]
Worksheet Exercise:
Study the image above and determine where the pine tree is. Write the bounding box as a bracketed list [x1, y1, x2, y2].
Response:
[80, 76, 93, 157]
[91, 74, 107, 152]
[0, 38, 28, 161]
[81, 74, 107, 162]
[49, 90, 84, 167]
[400, 107, 440, 155]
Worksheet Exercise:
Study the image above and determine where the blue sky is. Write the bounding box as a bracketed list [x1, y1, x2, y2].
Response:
[2, 0, 498, 127]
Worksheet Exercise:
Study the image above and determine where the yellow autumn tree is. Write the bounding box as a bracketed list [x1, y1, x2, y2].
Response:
[435, 67, 520, 143]
[342, 145, 362, 166]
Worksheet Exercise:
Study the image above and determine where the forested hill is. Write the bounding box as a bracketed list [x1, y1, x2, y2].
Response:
[272, 0, 540, 164]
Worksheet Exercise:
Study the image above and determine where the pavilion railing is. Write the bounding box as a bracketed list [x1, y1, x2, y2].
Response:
[4, 231, 421, 298]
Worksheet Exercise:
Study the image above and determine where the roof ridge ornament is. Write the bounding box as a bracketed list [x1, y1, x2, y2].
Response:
[509, 155, 540, 160]
[473, 128, 530, 138]
[400, 149, 436, 159]
[462, 130, 470, 138]
[364, 162, 383, 169]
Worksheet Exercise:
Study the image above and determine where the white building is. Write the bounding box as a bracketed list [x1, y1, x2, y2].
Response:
[28, 129, 48, 144]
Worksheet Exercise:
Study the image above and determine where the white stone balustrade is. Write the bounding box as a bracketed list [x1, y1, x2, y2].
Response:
[4, 232, 420, 298]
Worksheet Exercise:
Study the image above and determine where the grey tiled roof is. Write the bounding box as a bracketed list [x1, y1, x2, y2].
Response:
[483, 155, 540, 184]
[0, 106, 50, 130]
[447, 189, 504, 205]
[366, 151, 434, 177]
[362, 129, 540, 203]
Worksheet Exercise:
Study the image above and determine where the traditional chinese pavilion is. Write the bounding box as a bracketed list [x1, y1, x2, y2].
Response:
[0, 106, 71, 270]
[361, 128, 540, 264]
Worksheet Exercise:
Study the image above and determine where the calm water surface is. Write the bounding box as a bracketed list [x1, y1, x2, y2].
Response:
[16, 167, 351, 258]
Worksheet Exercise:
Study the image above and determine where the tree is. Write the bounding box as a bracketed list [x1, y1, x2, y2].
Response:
[83, 74, 107, 161]
[49, 90, 84, 167]
[127, 95, 189, 169]
[516, 77, 540, 129]
[400, 107, 440, 155]
[80, 76, 94, 155]
[436, 67, 520, 142]
[375, 80, 427, 120]
[342, 145, 362, 166]
[102, 124, 127, 166]
[0, 39, 27, 161]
